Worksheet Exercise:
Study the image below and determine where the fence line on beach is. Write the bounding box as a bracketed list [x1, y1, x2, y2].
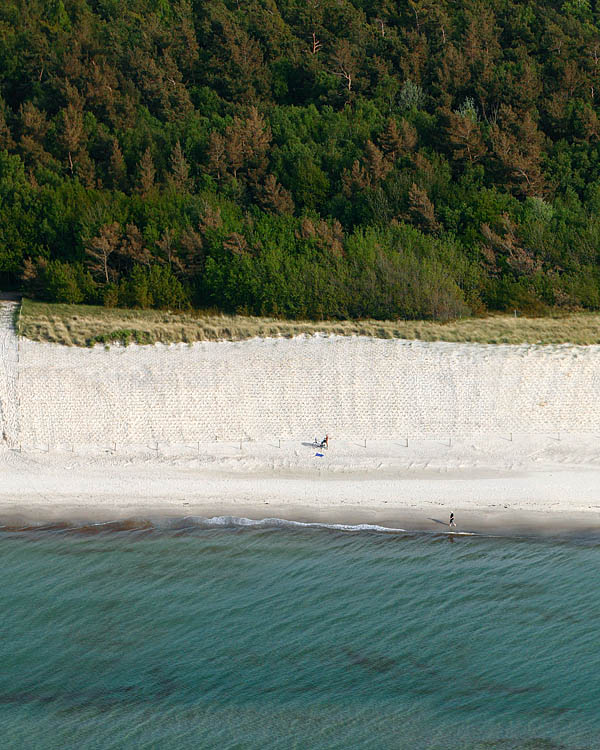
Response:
[7, 428, 597, 456]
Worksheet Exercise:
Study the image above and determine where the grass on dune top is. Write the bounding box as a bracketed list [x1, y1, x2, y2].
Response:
[15, 299, 600, 347]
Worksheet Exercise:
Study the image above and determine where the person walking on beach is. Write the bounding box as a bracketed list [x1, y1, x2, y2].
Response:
[325, 434, 329, 450]
[449, 512, 456, 528]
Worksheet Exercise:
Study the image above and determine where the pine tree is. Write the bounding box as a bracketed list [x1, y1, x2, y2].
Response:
[207, 131, 227, 181]
[380, 118, 418, 160]
[434, 44, 470, 110]
[408, 183, 440, 233]
[59, 102, 84, 176]
[242, 106, 271, 176]
[380, 119, 403, 159]
[76, 149, 96, 189]
[138, 147, 156, 197]
[178, 226, 204, 275]
[225, 119, 244, 179]
[157, 229, 183, 272]
[365, 140, 391, 182]
[490, 107, 546, 196]
[18, 102, 52, 167]
[447, 104, 486, 164]
[223, 232, 249, 256]
[298, 217, 317, 240]
[216, 14, 268, 102]
[258, 174, 294, 214]
[85, 223, 121, 283]
[580, 106, 600, 140]
[0, 97, 14, 150]
[198, 204, 223, 234]
[168, 140, 192, 193]
[120, 224, 152, 267]
[331, 40, 358, 93]
[109, 139, 127, 190]
[316, 219, 344, 257]
[481, 215, 539, 275]
[342, 160, 370, 195]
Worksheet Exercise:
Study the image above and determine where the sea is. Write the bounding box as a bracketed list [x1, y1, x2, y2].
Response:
[1, 516, 599, 749]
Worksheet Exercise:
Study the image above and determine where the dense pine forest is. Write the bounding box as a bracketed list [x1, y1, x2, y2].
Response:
[3, 1, 600, 319]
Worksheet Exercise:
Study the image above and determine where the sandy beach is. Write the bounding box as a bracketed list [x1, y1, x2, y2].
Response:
[3, 300, 600, 533]
[2, 433, 600, 533]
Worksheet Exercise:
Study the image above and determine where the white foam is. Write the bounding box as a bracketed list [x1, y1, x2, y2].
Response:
[185, 516, 407, 533]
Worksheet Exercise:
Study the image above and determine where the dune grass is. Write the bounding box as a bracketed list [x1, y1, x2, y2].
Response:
[15, 298, 600, 347]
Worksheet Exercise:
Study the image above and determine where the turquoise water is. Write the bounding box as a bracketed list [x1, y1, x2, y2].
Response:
[1, 519, 599, 749]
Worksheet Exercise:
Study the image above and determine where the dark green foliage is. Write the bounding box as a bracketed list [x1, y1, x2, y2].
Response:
[2, 0, 600, 318]
[86, 329, 155, 348]
[116, 265, 190, 310]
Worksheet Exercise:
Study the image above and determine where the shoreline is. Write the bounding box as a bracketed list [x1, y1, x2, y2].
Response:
[2, 435, 600, 536]
[2, 503, 600, 537]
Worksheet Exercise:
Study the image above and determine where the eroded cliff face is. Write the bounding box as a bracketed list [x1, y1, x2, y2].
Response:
[0, 302, 19, 448]
[9, 330, 600, 448]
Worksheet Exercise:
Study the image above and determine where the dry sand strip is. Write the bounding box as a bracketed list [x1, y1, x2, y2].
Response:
[2, 434, 600, 534]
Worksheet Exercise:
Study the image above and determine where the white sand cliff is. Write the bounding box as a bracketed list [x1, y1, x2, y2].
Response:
[2, 300, 600, 531]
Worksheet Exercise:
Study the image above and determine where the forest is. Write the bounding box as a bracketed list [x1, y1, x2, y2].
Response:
[2, 0, 600, 320]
